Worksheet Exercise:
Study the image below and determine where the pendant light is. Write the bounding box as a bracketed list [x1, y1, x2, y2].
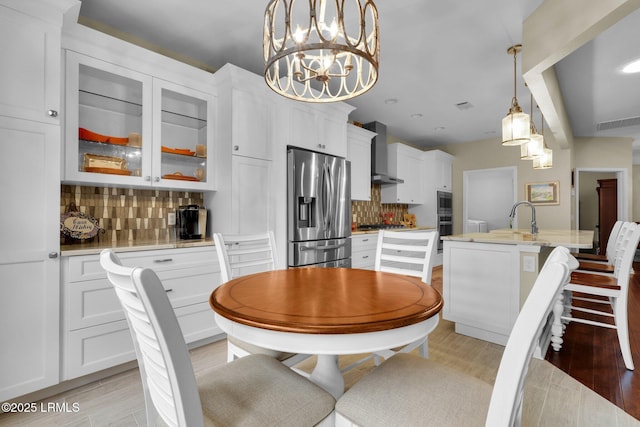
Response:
[263, 0, 379, 103]
[502, 44, 530, 145]
[521, 95, 544, 160]
[533, 113, 553, 169]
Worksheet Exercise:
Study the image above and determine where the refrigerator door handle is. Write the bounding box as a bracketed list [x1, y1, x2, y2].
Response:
[300, 243, 346, 251]
[322, 162, 332, 232]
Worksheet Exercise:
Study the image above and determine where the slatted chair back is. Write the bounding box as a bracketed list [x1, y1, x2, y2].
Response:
[100, 249, 204, 427]
[374, 230, 439, 284]
[214, 231, 278, 282]
[485, 246, 573, 425]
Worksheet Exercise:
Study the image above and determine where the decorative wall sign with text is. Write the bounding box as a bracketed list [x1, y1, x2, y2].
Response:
[60, 211, 103, 240]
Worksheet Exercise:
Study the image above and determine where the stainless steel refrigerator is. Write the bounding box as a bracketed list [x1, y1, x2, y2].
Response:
[288, 147, 351, 268]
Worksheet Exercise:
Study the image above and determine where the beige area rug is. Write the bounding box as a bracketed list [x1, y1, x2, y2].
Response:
[295, 316, 640, 427]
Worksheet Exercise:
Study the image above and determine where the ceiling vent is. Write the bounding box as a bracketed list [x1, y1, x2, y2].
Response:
[455, 101, 474, 110]
[596, 116, 640, 131]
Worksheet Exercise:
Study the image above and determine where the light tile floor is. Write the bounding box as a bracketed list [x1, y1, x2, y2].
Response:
[1, 317, 638, 426]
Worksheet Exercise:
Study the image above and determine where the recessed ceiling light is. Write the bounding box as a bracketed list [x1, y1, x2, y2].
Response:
[434, 126, 446, 131]
[410, 113, 423, 119]
[384, 98, 398, 105]
[622, 58, 640, 74]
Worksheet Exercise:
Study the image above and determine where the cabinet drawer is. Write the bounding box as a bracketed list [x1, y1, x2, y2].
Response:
[64, 304, 221, 380]
[64, 319, 135, 380]
[65, 269, 222, 330]
[65, 246, 217, 283]
[351, 234, 378, 251]
[351, 252, 375, 269]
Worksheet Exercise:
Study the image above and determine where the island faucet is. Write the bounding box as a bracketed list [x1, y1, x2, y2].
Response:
[509, 201, 538, 235]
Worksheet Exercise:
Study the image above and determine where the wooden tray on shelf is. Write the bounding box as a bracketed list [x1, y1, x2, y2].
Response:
[79, 128, 129, 145]
[84, 167, 132, 176]
[162, 173, 200, 181]
[161, 146, 195, 156]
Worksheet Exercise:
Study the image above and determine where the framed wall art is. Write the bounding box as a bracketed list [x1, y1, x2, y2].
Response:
[525, 181, 559, 205]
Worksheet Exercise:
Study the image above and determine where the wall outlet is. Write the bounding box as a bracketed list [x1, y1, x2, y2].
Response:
[523, 255, 536, 272]
[167, 212, 176, 226]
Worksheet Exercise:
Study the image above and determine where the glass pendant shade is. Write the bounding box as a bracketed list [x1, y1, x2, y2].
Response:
[263, 0, 379, 103]
[502, 109, 531, 145]
[533, 146, 553, 169]
[521, 132, 544, 159]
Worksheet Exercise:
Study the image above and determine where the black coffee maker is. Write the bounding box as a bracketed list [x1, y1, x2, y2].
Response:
[176, 205, 207, 239]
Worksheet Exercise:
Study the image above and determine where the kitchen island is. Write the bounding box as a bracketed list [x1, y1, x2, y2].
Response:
[441, 229, 593, 352]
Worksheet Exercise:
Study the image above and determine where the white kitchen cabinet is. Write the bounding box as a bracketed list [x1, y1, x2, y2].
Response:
[61, 246, 222, 380]
[231, 155, 273, 234]
[347, 124, 374, 201]
[424, 149, 453, 191]
[287, 103, 352, 158]
[231, 88, 273, 160]
[351, 234, 378, 269]
[0, 2, 62, 124]
[381, 143, 424, 204]
[0, 0, 69, 402]
[63, 51, 216, 191]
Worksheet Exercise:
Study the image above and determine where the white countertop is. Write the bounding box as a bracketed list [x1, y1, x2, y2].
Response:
[441, 229, 594, 249]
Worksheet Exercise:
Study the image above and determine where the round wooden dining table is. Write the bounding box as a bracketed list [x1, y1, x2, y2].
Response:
[209, 267, 443, 398]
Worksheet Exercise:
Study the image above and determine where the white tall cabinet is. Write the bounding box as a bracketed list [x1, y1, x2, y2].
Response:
[0, 0, 74, 401]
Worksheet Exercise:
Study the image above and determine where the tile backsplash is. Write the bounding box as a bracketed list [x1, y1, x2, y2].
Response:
[60, 185, 203, 243]
[351, 184, 408, 225]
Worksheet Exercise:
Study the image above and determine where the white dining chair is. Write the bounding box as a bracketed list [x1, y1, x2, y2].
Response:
[213, 231, 311, 368]
[573, 220, 625, 274]
[373, 230, 438, 358]
[100, 249, 335, 427]
[341, 230, 439, 374]
[335, 246, 575, 427]
[555, 221, 640, 370]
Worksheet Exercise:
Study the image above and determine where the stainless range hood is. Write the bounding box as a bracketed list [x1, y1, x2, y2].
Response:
[362, 121, 404, 184]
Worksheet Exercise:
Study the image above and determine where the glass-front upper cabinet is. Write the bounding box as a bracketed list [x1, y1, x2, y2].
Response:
[64, 51, 215, 190]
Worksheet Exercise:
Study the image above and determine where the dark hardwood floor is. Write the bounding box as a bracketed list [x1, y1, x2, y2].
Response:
[545, 262, 640, 421]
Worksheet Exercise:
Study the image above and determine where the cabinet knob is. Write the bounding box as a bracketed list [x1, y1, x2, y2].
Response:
[233, 145, 239, 151]
[48, 252, 58, 259]
[47, 110, 58, 117]
[154, 177, 160, 182]
[144, 176, 151, 181]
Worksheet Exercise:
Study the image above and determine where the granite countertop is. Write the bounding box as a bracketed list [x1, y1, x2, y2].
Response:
[441, 229, 594, 249]
[60, 237, 215, 256]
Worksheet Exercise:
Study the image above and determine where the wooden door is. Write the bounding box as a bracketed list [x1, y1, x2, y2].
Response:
[597, 179, 617, 256]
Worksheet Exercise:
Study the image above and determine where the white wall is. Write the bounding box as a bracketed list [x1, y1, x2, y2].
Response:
[463, 167, 516, 231]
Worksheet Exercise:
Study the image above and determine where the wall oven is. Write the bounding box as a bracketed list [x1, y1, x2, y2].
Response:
[437, 191, 453, 252]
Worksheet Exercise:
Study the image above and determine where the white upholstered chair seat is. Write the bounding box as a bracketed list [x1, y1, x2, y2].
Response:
[336, 246, 575, 427]
[336, 354, 492, 427]
[198, 354, 334, 426]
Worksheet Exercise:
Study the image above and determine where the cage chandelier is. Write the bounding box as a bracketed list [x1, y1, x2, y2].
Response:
[502, 44, 531, 145]
[263, 0, 379, 102]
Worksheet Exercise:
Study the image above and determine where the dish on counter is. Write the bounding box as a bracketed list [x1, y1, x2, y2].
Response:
[162, 173, 200, 181]
[83, 153, 126, 170]
[161, 146, 195, 156]
[79, 128, 129, 145]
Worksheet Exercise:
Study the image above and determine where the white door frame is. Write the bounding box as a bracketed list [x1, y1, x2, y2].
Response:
[574, 167, 628, 230]
[463, 166, 518, 231]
